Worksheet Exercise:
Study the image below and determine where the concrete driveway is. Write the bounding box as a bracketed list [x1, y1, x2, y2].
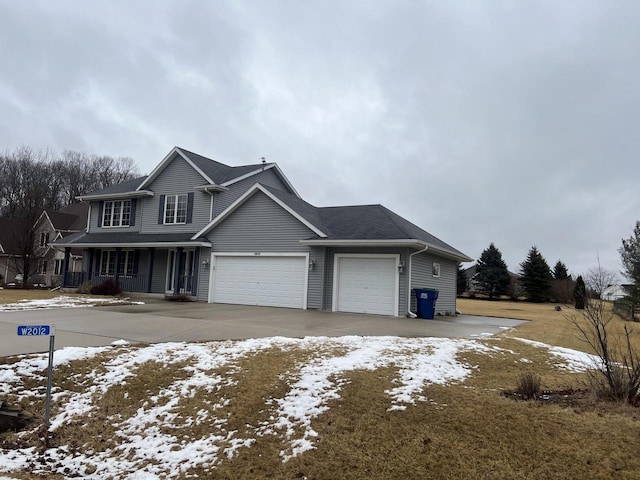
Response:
[0, 299, 526, 357]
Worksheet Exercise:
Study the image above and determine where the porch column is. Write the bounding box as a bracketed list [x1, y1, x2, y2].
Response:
[147, 247, 155, 293]
[173, 247, 183, 295]
[192, 248, 200, 296]
[114, 248, 122, 283]
[62, 248, 70, 287]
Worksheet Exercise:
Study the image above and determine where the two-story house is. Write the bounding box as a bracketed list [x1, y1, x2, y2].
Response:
[33, 202, 89, 287]
[54, 146, 471, 316]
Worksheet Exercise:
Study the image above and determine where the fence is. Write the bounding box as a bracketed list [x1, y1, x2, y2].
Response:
[63, 272, 149, 293]
[613, 299, 639, 321]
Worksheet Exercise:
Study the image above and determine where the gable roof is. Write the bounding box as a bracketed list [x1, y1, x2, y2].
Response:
[133, 147, 299, 196]
[47, 202, 89, 231]
[193, 183, 327, 239]
[195, 183, 472, 261]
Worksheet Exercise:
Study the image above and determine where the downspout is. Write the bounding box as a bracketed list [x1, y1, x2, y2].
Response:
[407, 245, 429, 318]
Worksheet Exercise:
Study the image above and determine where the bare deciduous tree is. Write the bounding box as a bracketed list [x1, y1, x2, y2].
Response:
[0, 147, 140, 288]
[585, 266, 619, 299]
[571, 264, 640, 404]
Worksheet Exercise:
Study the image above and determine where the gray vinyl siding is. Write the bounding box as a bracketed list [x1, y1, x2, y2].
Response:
[151, 249, 168, 294]
[88, 200, 142, 233]
[205, 191, 322, 309]
[197, 247, 211, 301]
[323, 247, 410, 316]
[410, 253, 457, 315]
[141, 155, 211, 233]
[214, 168, 292, 217]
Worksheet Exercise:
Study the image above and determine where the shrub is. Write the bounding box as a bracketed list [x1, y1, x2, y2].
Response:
[90, 279, 122, 296]
[76, 281, 94, 294]
[516, 371, 541, 400]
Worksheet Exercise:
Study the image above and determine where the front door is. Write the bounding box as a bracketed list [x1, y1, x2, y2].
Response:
[166, 249, 196, 295]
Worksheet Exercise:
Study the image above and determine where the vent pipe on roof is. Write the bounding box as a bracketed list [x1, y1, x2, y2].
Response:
[261, 156, 266, 171]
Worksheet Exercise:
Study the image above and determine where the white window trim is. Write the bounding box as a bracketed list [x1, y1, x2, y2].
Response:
[164, 194, 188, 225]
[432, 262, 441, 278]
[99, 250, 135, 275]
[102, 200, 132, 228]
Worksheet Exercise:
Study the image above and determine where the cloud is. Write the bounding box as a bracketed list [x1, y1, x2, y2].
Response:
[1, 0, 639, 276]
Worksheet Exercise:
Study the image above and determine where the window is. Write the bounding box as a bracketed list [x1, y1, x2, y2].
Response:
[102, 200, 132, 227]
[38, 260, 48, 275]
[164, 194, 188, 224]
[99, 250, 135, 275]
[54, 259, 63, 275]
[40, 232, 50, 247]
[432, 262, 441, 278]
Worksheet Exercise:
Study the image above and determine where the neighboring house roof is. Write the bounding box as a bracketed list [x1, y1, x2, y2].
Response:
[195, 183, 472, 262]
[47, 202, 89, 231]
[53, 231, 211, 248]
[0, 218, 22, 255]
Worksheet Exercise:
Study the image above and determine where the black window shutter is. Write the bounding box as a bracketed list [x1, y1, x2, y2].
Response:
[186, 193, 194, 223]
[130, 199, 137, 226]
[98, 201, 104, 227]
[158, 195, 166, 224]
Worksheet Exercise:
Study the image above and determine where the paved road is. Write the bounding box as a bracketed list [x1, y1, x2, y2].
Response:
[0, 299, 525, 357]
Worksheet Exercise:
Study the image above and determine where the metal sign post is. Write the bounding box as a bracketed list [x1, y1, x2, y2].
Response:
[17, 324, 56, 429]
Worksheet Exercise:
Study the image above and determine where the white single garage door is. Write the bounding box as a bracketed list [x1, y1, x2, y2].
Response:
[334, 255, 398, 316]
[211, 255, 307, 309]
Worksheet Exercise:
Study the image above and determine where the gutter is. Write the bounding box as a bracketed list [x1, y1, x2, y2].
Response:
[407, 245, 429, 318]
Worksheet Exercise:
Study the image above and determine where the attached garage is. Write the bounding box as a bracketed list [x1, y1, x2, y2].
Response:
[209, 254, 308, 309]
[332, 254, 399, 316]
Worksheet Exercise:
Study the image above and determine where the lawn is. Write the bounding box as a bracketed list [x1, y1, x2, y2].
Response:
[0, 288, 75, 304]
[0, 298, 639, 479]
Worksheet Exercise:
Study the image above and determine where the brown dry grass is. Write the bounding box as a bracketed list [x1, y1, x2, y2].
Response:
[458, 297, 640, 354]
[3, 300, 640, 479]
[0, 289, 79, 304]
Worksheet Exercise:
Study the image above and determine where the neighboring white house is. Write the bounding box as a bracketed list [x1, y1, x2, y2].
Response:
[601, 284, 631, 301]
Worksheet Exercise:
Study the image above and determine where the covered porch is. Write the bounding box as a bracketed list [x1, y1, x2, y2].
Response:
[53, 233, 211, 298]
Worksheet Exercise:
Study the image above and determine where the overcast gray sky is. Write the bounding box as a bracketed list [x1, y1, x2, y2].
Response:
[1, 1, 639, 278]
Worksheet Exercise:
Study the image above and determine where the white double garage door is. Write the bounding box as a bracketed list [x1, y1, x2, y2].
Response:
[208, 253, 399, 316]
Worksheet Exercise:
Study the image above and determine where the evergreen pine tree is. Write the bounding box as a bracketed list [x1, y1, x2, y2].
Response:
[475, 243, 511, 300]
[519, 246, 553, 303]
[619, 221, 640, 302]
[551, 260, 573, 303]
[457, 263, 468, 296]
[574, 275, 586, 309]
[553, 260, 569, 280]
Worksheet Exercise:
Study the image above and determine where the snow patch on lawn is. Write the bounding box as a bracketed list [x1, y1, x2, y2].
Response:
[512, 337, 599, 372]
[0, 335, 577, 478]
[0, 295, 144, 311]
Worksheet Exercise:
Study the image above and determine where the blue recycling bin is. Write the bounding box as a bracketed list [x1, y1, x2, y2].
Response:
[415, 288, 439, 319]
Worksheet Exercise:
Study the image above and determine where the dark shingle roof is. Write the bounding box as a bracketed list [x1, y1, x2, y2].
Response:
[79, 176, 148, 197]
[178, 147, 270, 185]
[47, 203, 89, 231]
[259, 185, 469, 259]
[53, 232, 202, 246]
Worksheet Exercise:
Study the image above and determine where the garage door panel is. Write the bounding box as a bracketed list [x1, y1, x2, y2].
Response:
[335, 256, 397, 316]
[212, 256, 307, 309]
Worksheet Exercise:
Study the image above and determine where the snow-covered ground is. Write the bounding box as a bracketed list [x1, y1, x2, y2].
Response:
[0, 295, 144, 311]
[0, 335, 596, 479]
